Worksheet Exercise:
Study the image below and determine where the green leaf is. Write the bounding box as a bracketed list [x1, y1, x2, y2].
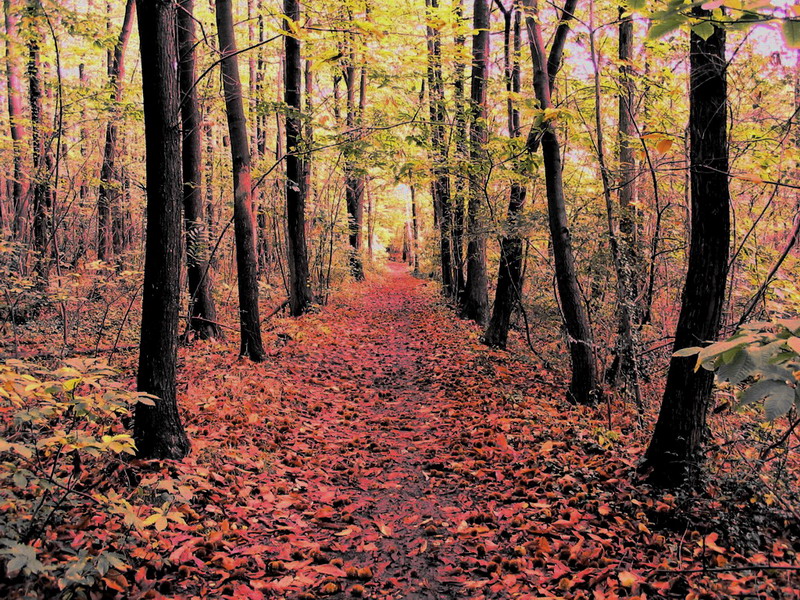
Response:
[782, 19, 800, 49]
[737, 379, 795, 421]
[692, 20, 716, 41]
[716, 349, 755, 385]
[764, 385, 795, 420]
[673, 346, 702, 358]
[648, 15, 684, 39]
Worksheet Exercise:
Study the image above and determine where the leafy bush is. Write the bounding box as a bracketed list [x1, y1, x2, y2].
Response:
[675, 319, 800, 420]
[0, 358, 158, 595]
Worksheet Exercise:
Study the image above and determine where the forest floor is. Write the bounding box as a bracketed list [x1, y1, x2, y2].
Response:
[4, 263, 800, 599]
[115, 262, 798, 600]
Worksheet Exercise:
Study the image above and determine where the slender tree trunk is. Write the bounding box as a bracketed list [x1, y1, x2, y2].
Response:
[4, 0, 28, 240]
[589, 0, 640, 405]
[217, 0, 266, 361]
[485, 5, 526, 348]
[642, 14, 730, 487]
[451, 0, 467, 298]
[461, 0, 490, 325]
[425, 0, 454, 296]
[27, 0, 49, 276]
[410, 184, 419, 273]
[97, 0, 135, 262]
[133, 0, 190, 460]
[523, 0, 599, 404]
[178, 0, 221, 340]
[284, 0, 313, 315]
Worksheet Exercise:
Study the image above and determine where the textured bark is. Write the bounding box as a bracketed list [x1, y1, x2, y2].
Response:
[284, 0, 313, 316]
[485, 6, 526, 348]
[642, 15, 730, 487]
[97, 0, 135, 262]
[451, 0, 467, 298]
[217, 0, 266, 361]
[178, 0, 221, 340]
[27, 0, 50, 272]
[461, 0, 490, 325]
[425, 0, 454, 296]
[523, 0, 599, 404]
[133, 0, 190, 460]
[411, 184, 419, 273]
[4, 0, 28, 239]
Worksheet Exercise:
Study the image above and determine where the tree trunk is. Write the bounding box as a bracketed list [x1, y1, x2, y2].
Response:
[451, 0, 467, 300]
[97, 0, 135, 262]
[284, 0, 313, 316]
[27, 0, 50, 276]
[485, 6, 526, 348]
[410, 184, 419, 273]
[523, 0, 599, 404]
[425, 0, 454, 296]
[133, 0, 190, 460]
[178, 0, 221, 340]
[642, 14, 730, 487]
[461, 0, 490, 325]
[4, 0, 28, 240]
[217, 0, 266, 361]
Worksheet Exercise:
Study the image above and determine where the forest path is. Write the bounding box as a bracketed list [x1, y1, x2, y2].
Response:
[176, 263, 632, 599]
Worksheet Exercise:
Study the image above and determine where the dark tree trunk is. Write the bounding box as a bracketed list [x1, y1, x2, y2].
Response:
[617, 9, 638, 278]
[642, 15, 730, 487]
[524, 0, 599, 404]
[4, 0, 28, 239]
[178, 0, 221, 340]
[97, 0, 135, 262]
[425, 0, 454, 296]
[133, 0, 190, 460]
[284, 0, 313, 316]
[451, 0, 467, 300]
[485, 6, 526, 348]
[411, 184, 419, 273]
[461, 0, 490, 325]
[27, 0, 50, 276]
[216, 0, 266, 361]
[342, 34, 366, 281]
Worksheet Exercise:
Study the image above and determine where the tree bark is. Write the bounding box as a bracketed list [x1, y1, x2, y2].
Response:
[178, 0, 221, 340]
[451, 0, 467, 299]
[97, 0, 135, 262]
[461, 0, 490, 325]
[133, 0, 190, 460]
[485, 5, 526, 348]
[642, 13, 730, 487]
[523, 0, 599, 404]
[216, 0, 266, 361]
[284, 0, 313, 316]
[4, 0, 28, 240]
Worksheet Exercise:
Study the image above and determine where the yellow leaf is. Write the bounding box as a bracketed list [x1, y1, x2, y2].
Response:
[619, 571, 638, 587]
[656, 138, 673, 153]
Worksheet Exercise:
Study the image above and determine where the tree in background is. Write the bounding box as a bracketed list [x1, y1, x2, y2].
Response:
[216, 0, 265, 361]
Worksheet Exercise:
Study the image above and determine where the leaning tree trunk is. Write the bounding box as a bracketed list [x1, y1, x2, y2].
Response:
[523, 0, 599, 405]
[133, 0, 190, 460]
[178, 0, 221, 340]
[216, 0, 266, 361]
[642, 13, 730, 487]
[284, 0, 313, 315]
[485, 6, 526, 348]
[4, 0, 28, 240]
[460, 0, 490, 325]
[97, 0, 135, 262]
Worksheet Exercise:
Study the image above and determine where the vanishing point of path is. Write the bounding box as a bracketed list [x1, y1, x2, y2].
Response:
[170, 263, 648, 599]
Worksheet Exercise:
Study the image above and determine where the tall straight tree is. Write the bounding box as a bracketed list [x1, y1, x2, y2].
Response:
[216, 0, 266, 361]
[284, 0, 313, 315]
[642, 12, 730, 487]
[485, 3, 526, 348]
[178, 0, 221, 340]
[451, 0, 467, 298]
[97, 0, 135, 262]
[523, 0, 599, 404]
[461, 0, 490, 325]
[4, 0, 27, 239]
[133, 0, 190, 460]
[425, 0, 454, 297]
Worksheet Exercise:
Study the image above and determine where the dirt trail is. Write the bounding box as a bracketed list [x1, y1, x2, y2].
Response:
[177, 263, 631, 599]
